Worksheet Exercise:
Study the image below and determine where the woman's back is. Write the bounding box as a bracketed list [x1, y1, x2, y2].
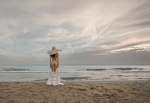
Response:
[51, 53, 58, 61]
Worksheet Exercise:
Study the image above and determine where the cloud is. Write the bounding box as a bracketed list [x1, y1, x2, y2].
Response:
[0, 0, 150, 65]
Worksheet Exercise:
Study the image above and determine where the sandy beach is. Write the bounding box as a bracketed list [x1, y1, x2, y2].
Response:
[0, 80, 150, 103]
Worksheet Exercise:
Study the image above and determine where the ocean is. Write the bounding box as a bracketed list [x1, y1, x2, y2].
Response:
[0, 65, 150, 82]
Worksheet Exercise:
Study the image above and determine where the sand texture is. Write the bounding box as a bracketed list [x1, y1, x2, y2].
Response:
[0, 80, 150, 103]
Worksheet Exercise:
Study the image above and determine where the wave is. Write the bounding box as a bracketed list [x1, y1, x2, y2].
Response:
[0, 71, 49, 73]
[126, 71, 150, 73]
[0, 69, 107, 73]
[36, 77, 91, 81]
[86, 69, 106, 71]
[112, 68, 143, 70]
[0, 68, 29, 71]
[136, 78, 150, 80]
[61, 77, 90, 80]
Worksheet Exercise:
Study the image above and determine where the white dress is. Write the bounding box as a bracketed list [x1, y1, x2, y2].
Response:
[47, 70, 64, 86]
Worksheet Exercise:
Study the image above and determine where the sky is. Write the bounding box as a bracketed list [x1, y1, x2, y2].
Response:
[0, 0, 150, 66]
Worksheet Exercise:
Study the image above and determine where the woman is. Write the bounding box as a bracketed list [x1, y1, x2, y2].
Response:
[50, 53, 59, 72]
[47, 46, 63, 86]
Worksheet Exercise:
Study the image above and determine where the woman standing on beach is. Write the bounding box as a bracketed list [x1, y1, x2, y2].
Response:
[47, 46, 63, 86]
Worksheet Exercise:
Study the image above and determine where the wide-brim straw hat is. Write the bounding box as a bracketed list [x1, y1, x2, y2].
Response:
[47, 46, 60, 55]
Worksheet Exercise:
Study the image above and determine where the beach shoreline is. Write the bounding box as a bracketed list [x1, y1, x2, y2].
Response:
[0, 80, 150, 103]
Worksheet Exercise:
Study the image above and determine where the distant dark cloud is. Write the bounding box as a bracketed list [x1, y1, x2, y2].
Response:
[61, 49, 150, 65]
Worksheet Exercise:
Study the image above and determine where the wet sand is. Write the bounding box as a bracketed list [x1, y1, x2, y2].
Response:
[0, 80, 150, 103]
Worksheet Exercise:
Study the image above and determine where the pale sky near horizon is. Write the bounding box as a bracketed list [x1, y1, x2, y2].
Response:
[0, 0, 150, 66]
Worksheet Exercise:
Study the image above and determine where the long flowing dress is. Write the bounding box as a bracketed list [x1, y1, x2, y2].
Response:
[47, 70, 63, 85]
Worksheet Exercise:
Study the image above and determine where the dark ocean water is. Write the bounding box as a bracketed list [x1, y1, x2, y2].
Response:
[0, 65, 150, 82]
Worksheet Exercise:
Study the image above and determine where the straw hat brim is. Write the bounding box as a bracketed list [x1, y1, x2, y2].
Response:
[47, 49, 59, 55]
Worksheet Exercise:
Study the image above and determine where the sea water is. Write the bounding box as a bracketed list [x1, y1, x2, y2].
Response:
[0, 65, 150, 82]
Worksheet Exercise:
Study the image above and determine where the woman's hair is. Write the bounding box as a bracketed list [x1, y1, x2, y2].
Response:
[50, 54, 56, 58]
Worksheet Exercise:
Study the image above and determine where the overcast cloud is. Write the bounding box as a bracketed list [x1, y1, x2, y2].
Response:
[0, 0, 150, 66]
